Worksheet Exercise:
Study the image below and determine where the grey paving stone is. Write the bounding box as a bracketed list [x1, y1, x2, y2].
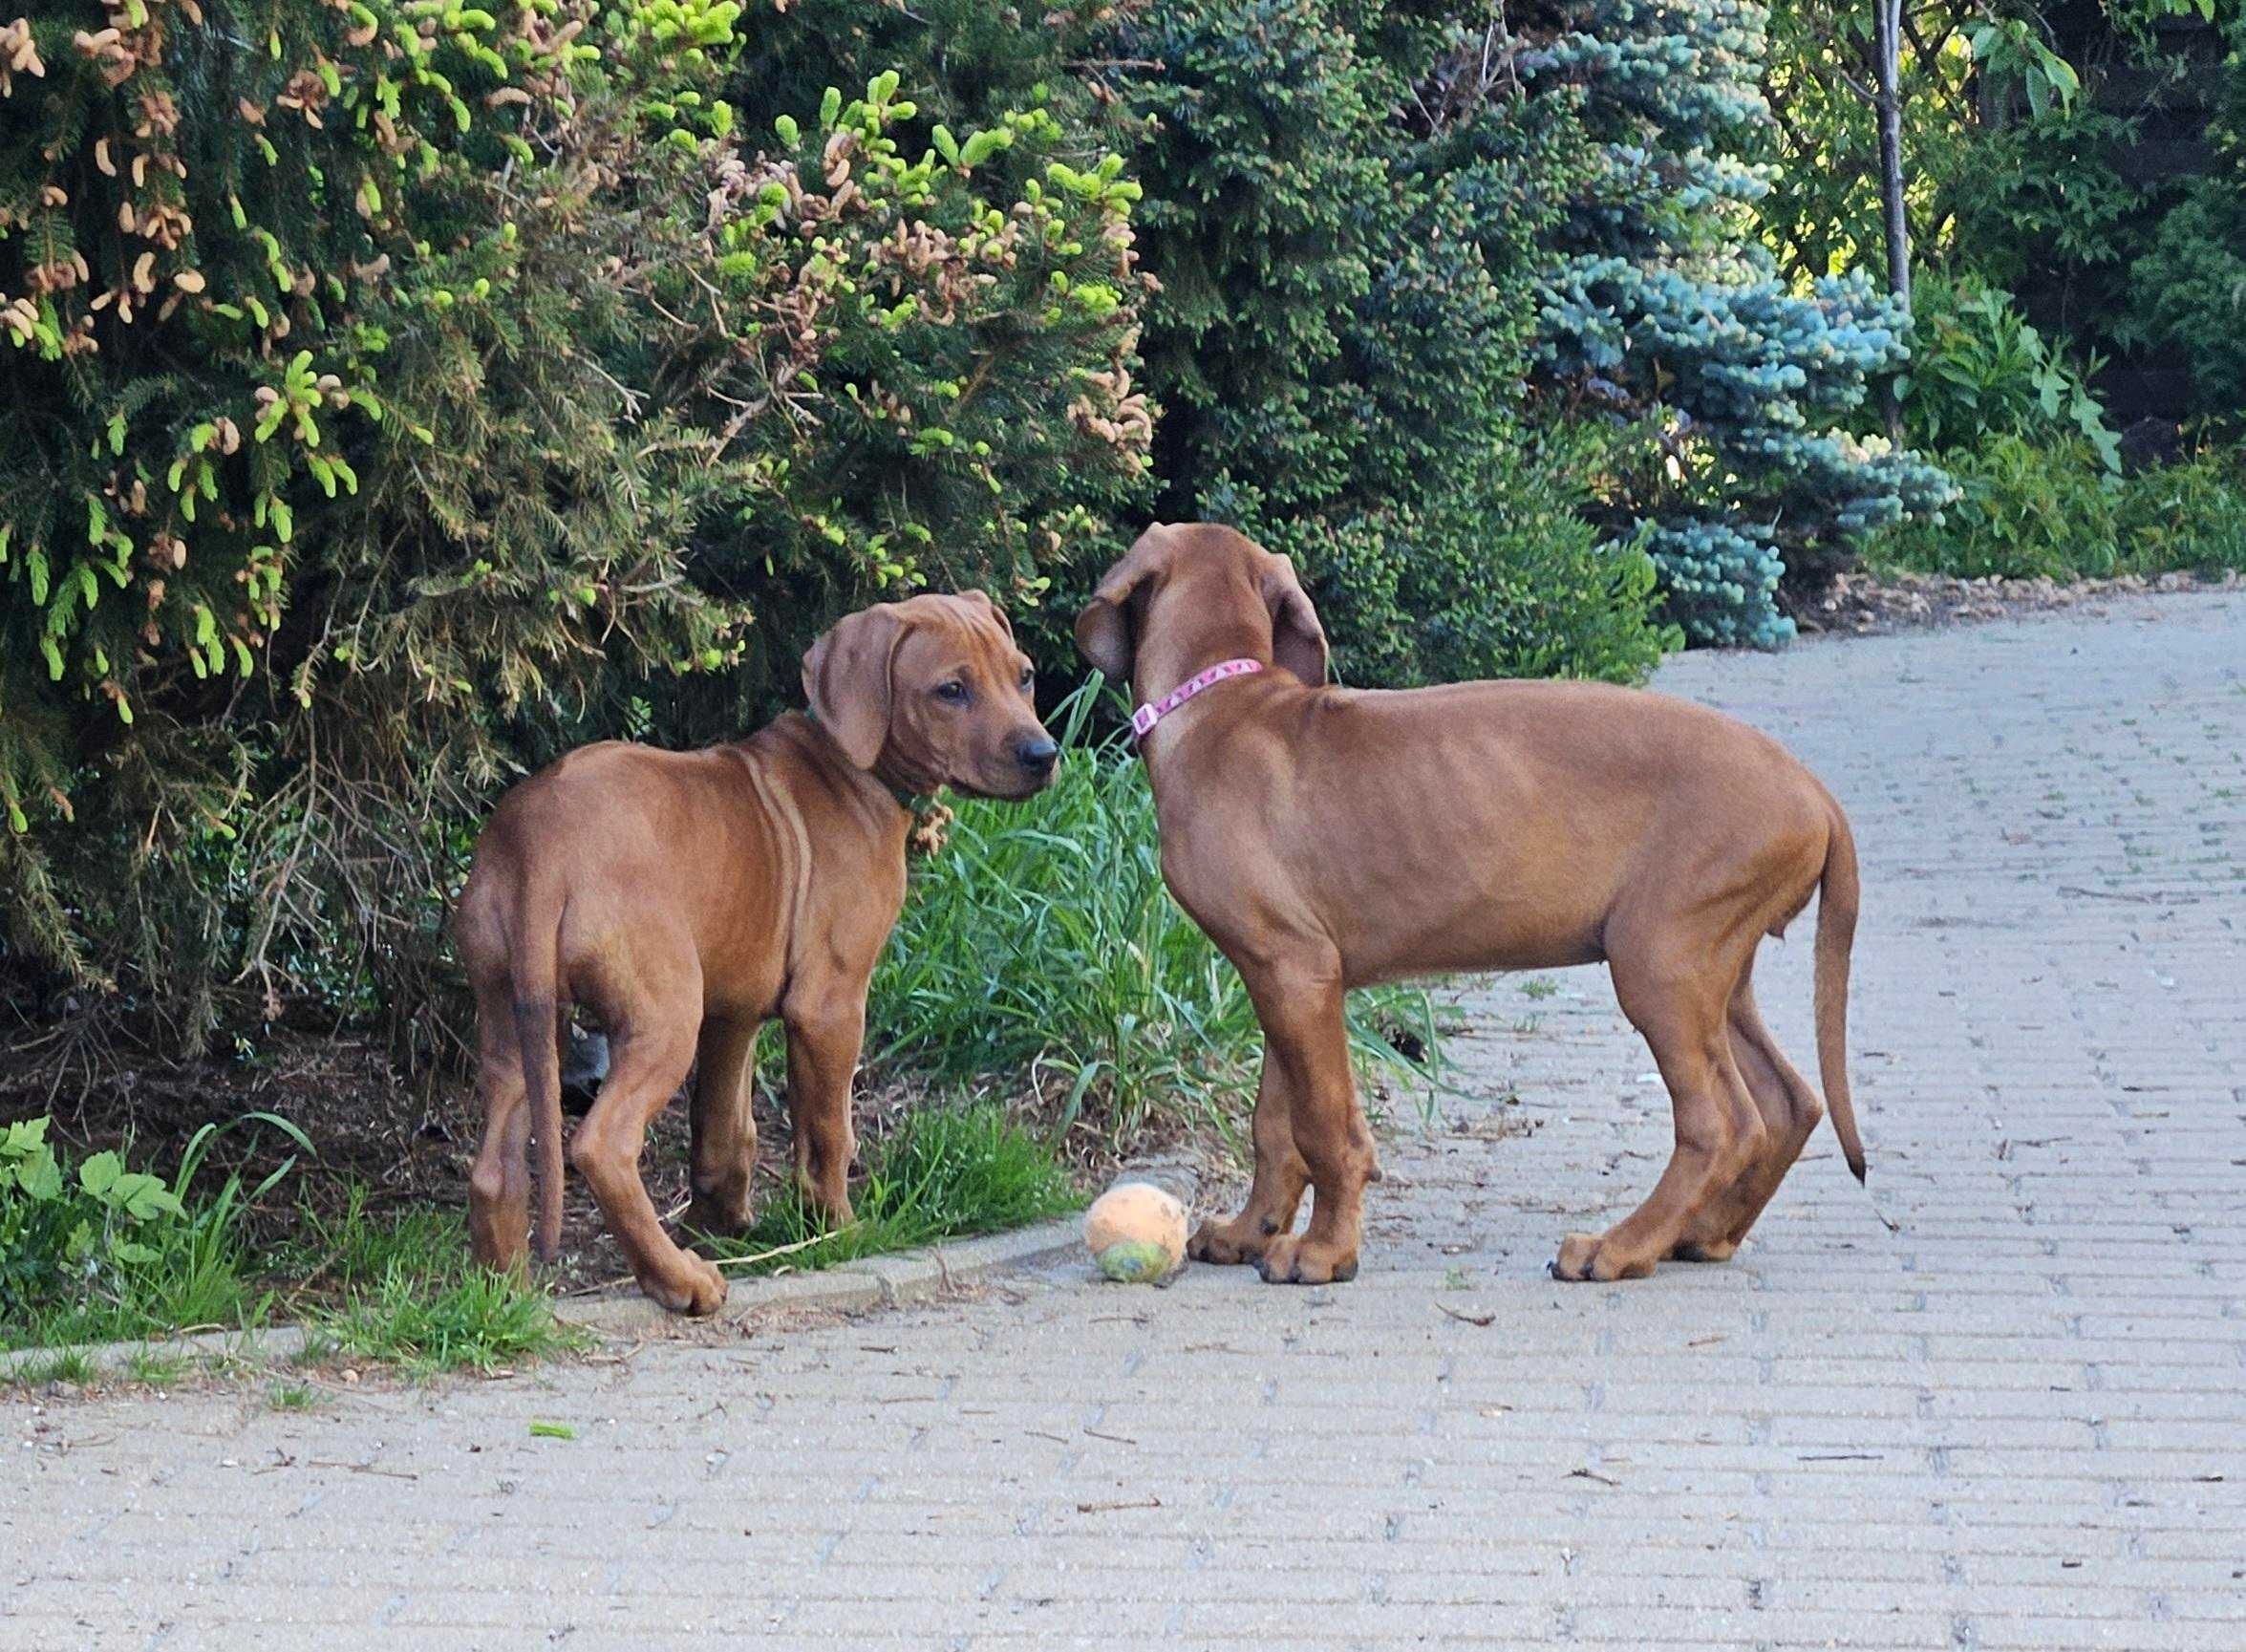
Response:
[6, 590, 2244, 1651]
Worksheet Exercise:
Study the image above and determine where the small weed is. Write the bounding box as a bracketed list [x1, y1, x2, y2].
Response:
[309, 1262, 575, 1379]
[268, 1382, 317, 1412]
[1520, 977, 1559, 1001]
[14, 1347, 96, 1386]
[119, 1348, 188, 1386]
[702, 1102, 1081, 1277]
[1443, 1267, 1471, 1290]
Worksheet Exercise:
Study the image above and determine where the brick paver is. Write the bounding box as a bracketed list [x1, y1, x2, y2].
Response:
[8, 592, 2243, 1650]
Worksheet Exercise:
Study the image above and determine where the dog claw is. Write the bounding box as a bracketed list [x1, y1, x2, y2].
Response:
[1256, 1236, 1358, 1286]
[1189, 1216, 1275, 1267]
[1552, 1232, 1657, 1282]
[641, 1253, 728, 1317]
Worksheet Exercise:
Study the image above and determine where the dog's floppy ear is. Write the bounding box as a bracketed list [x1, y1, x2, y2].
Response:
[1259, 554, 1330, 687]
[1073, 527, 1167, 679]
[802, 604, 905, 768]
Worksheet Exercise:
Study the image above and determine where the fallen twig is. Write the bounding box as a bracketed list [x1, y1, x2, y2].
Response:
[713, 1226, 859, 1272]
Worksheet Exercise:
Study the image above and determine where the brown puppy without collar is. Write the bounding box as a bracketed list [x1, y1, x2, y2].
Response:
[1076, 524, 1863, 1285]
[454, 592, 1055, 1314]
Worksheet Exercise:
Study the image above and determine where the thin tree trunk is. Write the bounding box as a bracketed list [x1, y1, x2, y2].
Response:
[1873, 0, 1910, 307]
[1872, 0, 1910, 438]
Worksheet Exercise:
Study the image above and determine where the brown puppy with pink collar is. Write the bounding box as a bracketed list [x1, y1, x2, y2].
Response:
[1076, 524, 1863, 1285]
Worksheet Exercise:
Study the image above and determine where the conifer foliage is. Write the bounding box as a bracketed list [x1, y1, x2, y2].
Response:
[1, 1, 1150, 1047]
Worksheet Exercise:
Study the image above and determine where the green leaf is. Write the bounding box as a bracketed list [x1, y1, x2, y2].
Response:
[79, 1149, 122, 1197]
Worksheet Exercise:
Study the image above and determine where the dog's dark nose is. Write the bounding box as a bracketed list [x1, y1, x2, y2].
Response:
[1015, 735, 1059, 775]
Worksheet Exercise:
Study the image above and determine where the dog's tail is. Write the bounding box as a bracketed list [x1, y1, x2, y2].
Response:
[510, 883, 569, 1264]
[1813, 794, 1866, 1183]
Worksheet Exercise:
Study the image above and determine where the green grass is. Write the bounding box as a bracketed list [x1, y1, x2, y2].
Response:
[699, 1101, 1081, 1277]
[873, 680, 1443, 1150]
[11, 1347, 96, 1386]
[119, 1348, 188, 1386]
[268, 1381, 317, 1411]
[1, 1112, 305, 1354]
[287, 1189, 577, 1378]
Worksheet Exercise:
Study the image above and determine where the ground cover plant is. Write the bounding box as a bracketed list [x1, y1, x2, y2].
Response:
[285, 1192, 577, 1378]
[697, 1101, 1082, 1277]
[1, 1110, 306, 1353]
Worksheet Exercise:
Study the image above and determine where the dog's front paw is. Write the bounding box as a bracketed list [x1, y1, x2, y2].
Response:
[1255, 1234, 1358, 1286]
[642, 1252, 729, 1317]
[1550, 1232, 1656, 1283]
[1188, 1213, 1276, 1266]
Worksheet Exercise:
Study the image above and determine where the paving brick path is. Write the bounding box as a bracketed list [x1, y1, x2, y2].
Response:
[8, 592, 2243, 1651]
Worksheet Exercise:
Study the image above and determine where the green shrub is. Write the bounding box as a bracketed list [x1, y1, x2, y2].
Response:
[1107, 0, 1683, 678]
[1872, 434, 2119, 581]
[2, 1, 1150, 1056]
[1898, 275, 2120, 469]
[2114, 448, 2246, 574]
[0, 1111, 308, 1350]
[872, 683, 1442, 1148]
[700, 1101, 1080, 1276]
[2128, 187, 2246, 423]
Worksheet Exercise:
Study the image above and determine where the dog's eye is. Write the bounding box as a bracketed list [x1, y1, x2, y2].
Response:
[1017, 665, 1035, 689]
[932, 680, 969, 704]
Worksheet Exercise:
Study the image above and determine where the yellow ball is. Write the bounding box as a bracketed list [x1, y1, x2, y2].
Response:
[1082, 1181, 1187, 1283]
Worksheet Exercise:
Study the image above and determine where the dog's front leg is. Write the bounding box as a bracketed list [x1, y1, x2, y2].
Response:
[1188, 1055, 1310, 1265]
[686, 1015, 761, 1236]
[1239, 956, 1374, 1286]
[781, 987, 863, 1228]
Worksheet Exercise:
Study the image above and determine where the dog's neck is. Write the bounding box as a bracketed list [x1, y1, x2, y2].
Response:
[1127, 610, 1282, 761]
[1132, 612, 1274, 712]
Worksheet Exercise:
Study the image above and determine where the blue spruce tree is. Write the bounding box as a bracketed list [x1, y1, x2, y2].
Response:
[1530, 0, 1953, 646]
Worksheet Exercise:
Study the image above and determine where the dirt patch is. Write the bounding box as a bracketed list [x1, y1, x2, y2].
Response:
[1791, 568, 2242, 636]
[0, 1020, 1220, 1299]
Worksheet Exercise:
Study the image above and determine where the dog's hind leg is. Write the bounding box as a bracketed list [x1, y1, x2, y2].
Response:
[572, 969, 725, 1316]
[1672, 970, 1825, 1259]
[467, 970, 535, 1272]
[1188, 1056, 1311, 1266]
[1554, 939, 1765, 1282]
[686, 1015, 762, 1237]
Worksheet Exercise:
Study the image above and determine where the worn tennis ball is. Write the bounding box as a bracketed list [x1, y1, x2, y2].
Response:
[1083, 1180, 1187, 1283]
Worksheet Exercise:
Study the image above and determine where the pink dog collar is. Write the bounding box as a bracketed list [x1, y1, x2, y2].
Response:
[1130, 657, 1264, 741]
